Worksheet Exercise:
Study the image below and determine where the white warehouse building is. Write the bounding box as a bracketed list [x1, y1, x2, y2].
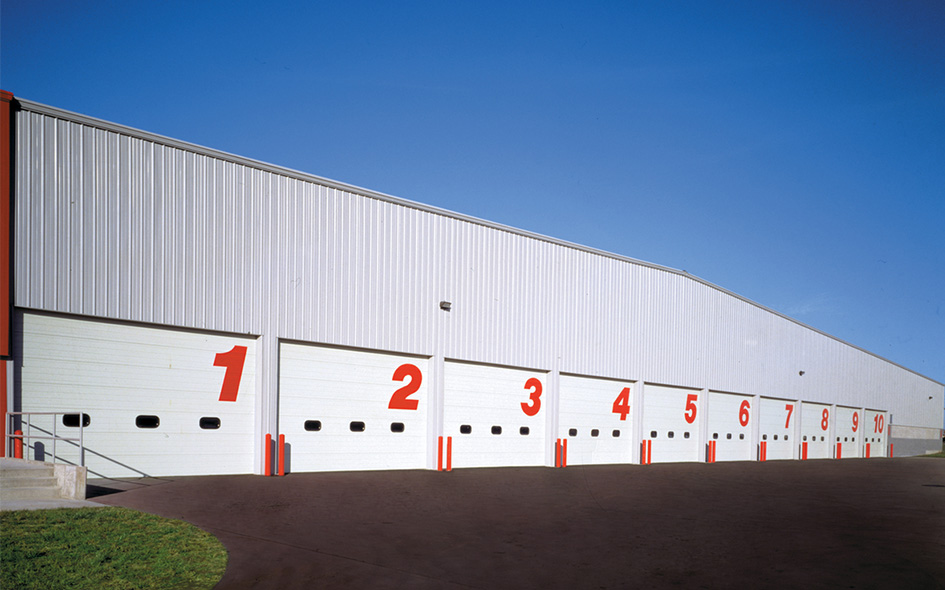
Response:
[2, 92, 942, 479]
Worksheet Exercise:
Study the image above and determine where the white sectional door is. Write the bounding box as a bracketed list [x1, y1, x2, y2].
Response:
[863, 410, 888, 458]
[16, 312, 257, 478]
[707, 392, 753, 462]
[641, 385, 701, 463]
[758, 398, 796, 460]
[279, 343, 430, 472]
[558, 375, 634, 465]
[443, 361, 547, 468]
[801, 402, 831, 459]
[835, 406, 862, 459]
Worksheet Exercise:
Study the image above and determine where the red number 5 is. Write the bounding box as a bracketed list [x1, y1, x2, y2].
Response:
[521, 378, 542, 416]
[684, 393, 698, 424]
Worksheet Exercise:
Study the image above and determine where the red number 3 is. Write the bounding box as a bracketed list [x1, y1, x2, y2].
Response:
[521, 378, 542, 416]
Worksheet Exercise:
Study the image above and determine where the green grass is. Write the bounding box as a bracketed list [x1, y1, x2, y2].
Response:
[919, 450, 945, 458]
[1, 506, 227, 590]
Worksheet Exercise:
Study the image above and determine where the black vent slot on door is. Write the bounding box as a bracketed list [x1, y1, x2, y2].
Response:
[62, 413, 91, 428]
[135, 415, 160, 429]
[199, 417, 221, 430]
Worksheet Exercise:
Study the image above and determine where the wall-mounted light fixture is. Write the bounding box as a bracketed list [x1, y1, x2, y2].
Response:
[798, 371, 805, 376]
[439, 301, 452, 312]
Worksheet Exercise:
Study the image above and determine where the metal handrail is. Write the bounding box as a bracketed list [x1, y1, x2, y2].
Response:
[7, 411, 86, 466]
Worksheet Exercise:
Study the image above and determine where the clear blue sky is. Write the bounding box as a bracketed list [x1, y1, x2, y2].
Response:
[3, 1, 943, 390]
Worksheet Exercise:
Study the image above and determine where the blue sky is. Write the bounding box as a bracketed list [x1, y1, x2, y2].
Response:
[3, 1, 943, 389]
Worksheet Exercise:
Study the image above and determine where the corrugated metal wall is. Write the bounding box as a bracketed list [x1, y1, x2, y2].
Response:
[13, 100, 943, 430]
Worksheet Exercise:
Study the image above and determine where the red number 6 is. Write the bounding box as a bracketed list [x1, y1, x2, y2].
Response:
[738, 400, 750, 427]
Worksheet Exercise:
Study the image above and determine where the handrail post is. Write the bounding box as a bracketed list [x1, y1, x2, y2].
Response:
[79, 413, 85, 466]
[53, 412, 58, 463]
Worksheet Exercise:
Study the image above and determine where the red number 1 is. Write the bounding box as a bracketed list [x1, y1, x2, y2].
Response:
[214, 346, 247, 402]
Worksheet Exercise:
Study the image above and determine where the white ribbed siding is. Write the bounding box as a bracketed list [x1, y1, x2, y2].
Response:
[13, 100, 943, 436]
[15, 111, 266, 335]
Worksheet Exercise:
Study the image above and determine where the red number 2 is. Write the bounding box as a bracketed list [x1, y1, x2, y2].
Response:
[214, 345, 248, 402]
[684, 394, 698, 424]
[389, 364, 422, 410]
[612, 387, 631, 421]
[521, 378, 543, 416]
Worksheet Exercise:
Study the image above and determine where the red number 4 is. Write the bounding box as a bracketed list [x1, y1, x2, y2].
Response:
[612, 387, 631, 421]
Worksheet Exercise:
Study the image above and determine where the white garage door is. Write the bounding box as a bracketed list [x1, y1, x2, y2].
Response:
[16, 311, 257, 478]
[641, 384, 701, 463]
[706, 392, 753, 462]
[835, 406, 862, 459]
[558, 375, 634, 466]
[279, 343, 430, 472]
[758, 398, 796, 460]
[443, 361, 547, 468]
[863, 409, 888, 458]
[800, 402, 831, 459]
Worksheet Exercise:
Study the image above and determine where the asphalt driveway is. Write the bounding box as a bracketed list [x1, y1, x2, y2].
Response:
[90, 458, 945, 589]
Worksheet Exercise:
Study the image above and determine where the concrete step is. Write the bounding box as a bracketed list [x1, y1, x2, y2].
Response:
[0, 459, 66, 503]
[1, 485, 60, 501]
[0, 462, 55, 478]
[1, 475, 58, 489]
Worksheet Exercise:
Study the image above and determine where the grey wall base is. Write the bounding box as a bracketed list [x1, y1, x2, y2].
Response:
[891, 437, 944, 457]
